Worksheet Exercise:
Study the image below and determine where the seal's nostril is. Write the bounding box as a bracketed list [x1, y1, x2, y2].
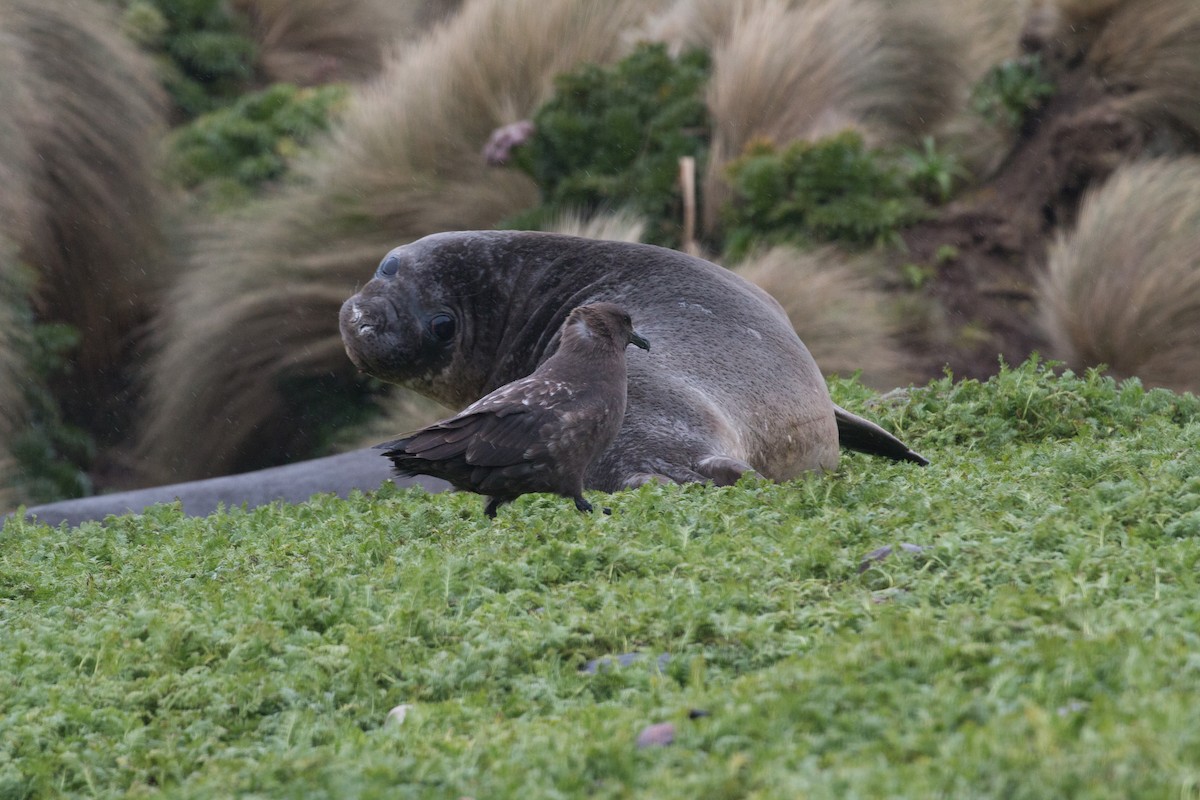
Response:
[349, 305, 364, 324]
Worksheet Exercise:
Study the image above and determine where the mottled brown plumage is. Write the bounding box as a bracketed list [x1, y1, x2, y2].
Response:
[377, 302, 650, 517]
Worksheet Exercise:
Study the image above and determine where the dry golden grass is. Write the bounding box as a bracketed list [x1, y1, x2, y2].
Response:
[733, 245, 915, 390]
[2, 0, 166, 407]
[1021, 0, 1200, 147]
[233, 0, 463, 85]
[541, 209, 648, 244]
[638, 0, 771, 51]
[1082, 0, 1200, 146]
[341, 391, 449, 452]
[138, 0, 669, 480]
[643, 0, 1029, 185]
[927, 0, 1029, 179]
[694, 0, 963, 233]
[1039, 157, 1200, 393]
[0, 33, 33, 248]
[935, 0, 1029, 76]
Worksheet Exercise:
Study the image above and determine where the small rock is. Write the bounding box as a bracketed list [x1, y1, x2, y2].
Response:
[1057, 700, 1089, 716]
[866, 387, 915, 409]
[580, 652, 671, 674]
[858, 543, 930, 573]
[385, 704, 414, 726]
[858, 545, 894, 573]
[636, 722, 676, 749]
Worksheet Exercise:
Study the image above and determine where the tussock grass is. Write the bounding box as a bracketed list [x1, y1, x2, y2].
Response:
[542, 209, 648, 244]
[1083, 0, 1200, 144]
[1028, 0, 1200, 146]
[1, 0, 166, 394]
[733, 245, 914, 389]
[5, 360, 1200, 797]
[1039, 157, 1200, 393]
[232, 0, 462, 86]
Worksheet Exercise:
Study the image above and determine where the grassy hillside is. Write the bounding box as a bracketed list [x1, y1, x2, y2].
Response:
[3, 359, 1200, 798]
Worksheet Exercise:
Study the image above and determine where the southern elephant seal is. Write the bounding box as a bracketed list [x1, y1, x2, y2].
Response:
[340, 230, 926, 491]
[380, 302, 650, 517]
[11, 231, 925, 529]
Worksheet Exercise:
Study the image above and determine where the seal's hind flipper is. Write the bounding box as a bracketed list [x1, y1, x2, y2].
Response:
[697, 455, 756, 486]
[833, 404, 928, 465]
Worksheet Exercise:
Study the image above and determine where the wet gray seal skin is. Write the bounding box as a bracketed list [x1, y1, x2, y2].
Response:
[380, 302, 650, 517]
[342, 230, 926, 492]
[11, 452, 448, 528]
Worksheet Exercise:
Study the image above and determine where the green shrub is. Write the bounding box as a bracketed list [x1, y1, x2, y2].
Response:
[970, 54, 1056, 131]
[506, 43, 711, 248]
[723, 131, 928, 259]
[0, 268, 94, 504]
[165, 83, 350, 208]
[117, 0, 258, 118]
[900, 136, 970, 205]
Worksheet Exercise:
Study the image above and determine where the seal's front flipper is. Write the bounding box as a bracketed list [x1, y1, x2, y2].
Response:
[833, 404, 928, 465]
[621, 462, 707, 488]
[620, 456, 754, 489]
[697, 455, 756, 486]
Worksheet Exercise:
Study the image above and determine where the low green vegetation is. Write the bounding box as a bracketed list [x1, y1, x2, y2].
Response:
[0, 267, 93, 505]
[7, 323, 95, 504]
[506, 43, 710, 248]
[117, 0, 258, 118]
[4, 360, 1200, 797]
[164, 83, 350, 209]
[723, 132, 930, 259]
[901, 135, 971, 205]
[506, 47, 974, 260]
[971, 54, 1056, 131]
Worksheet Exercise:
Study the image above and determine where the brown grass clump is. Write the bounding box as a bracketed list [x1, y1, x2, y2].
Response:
[341, 391, 449, 454]
[638, 0, 769, 51]
[541, 209, 648, 244]
[1023, 0, 1200, 147]
[1081, 0, 1200, 147]
[3, 0, 167, 425]
[734, 245, 915, 389]
[925, 0, 1029, 178]
[935, 0, 1029, 79]
[0, 30, 34, 248]
[1038, 158, 1200, 393]
[233, 0, 464, 86]
[697, 0, 964, 233]
[138, 0, 669, 481]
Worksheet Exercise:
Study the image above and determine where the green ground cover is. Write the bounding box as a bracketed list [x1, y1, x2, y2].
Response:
[3, 360, 1200, 798]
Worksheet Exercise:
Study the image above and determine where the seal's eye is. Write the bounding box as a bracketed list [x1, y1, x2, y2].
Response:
[377, 255, 400, 278]
[428, 313, 456, 342]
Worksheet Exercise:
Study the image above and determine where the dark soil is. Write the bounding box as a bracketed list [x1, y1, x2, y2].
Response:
[896, 58, 1151, 380]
